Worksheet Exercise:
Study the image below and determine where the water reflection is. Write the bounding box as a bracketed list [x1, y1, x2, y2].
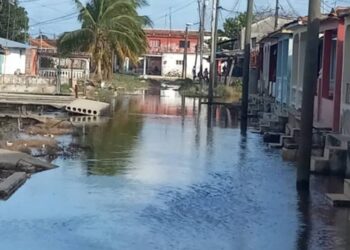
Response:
[77, 99, 144, 176]
[74, 90, 239, 177]
[0, 90, 346, 249]
[296, 190, 311, 250]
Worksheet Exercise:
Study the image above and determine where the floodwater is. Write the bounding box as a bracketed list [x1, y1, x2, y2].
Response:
[0, 89, 350, 250]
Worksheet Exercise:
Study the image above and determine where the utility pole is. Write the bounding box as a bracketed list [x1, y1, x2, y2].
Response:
[209, 0, 219, 104]
[199, 0, 206, 88]
[6, 1, 12, 39]
[194, 0, 201, 74]
[40, 29, 43, 50]
[274, 0, 279, 30]
[169, 7, 172, 32]
[297, 0, 321, 190]
[241, 0, 254, 134]
[182, 24, 189, 79]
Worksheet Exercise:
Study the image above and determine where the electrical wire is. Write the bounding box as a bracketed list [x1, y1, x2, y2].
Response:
[153, 0, 197, 22]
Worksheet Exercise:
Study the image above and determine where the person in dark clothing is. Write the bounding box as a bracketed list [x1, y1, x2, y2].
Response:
[204, 68, 209, 83]
[192, 66, 196, 81]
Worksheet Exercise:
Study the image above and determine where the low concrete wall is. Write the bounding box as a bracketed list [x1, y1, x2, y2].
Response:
[0, 75, 57, 94]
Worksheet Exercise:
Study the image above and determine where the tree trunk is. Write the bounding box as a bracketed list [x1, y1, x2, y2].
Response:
[97, 58, 102, 81]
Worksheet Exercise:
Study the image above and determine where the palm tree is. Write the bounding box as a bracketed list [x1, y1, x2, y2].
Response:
[58, 0, 150, 80]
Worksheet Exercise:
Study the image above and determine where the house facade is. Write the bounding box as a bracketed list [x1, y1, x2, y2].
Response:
[243, 16, 293, 95]
[141, 29, 210, 78]
[30, 38, 90, 84]
[258, 27, 294, 117]
[0, 37, 29, 75]
[255, 10, 348, 133]
[340, 12, 350, 135]
[313, 14, 345, 131]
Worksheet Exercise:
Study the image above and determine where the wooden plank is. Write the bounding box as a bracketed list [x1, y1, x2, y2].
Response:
[0, 172, 27, 200]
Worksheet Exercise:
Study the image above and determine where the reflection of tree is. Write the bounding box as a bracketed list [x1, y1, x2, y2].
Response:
[82, 99, 144, 176]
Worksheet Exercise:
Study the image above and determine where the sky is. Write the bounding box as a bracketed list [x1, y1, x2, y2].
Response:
[18, 0, 337, 38]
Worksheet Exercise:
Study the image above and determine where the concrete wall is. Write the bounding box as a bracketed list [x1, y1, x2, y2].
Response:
[341, 18, 350, 135]
[0, 75, 56, 94]
[161, 53, 210, 78]
[2, 49, 26, 75]
[314, 97, 334, 128]
[249, 69, 258, 94]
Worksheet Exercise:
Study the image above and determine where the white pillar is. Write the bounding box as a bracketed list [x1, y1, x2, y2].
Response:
[143, 56, 147, 76]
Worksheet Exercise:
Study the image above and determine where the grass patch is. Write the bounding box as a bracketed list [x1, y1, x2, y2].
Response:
[178, 78, 242, 102]
[110, 74, 149, 92]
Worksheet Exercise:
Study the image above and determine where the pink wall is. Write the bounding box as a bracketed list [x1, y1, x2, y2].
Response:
[146, 30, 199, 55]
[314, 19, 344, 131]
[333, 19, 345, 132]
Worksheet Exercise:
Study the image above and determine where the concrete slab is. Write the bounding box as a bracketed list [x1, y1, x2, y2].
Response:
[69, 116, 110, 127]
[0, 93, 75, 108]
[310, 156, 330, 174]
[0, 149, 57, 173]
[326, 193, 350, 207]
[66, 99, 110, 116]
[345, 179, 350, 197]
[282, 148, 298, 162]
[0, 172, 27, 200]
[263, 132, 282, 143]
[269, 143, 283, 149]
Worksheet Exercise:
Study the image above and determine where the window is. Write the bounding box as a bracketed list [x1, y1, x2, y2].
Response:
[176, 60, 183, 65]
[179, 40, 190, 48]
[149, 39, 160, 48]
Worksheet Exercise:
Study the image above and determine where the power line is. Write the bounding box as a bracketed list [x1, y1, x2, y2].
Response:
[153, 0, 197, 22]
[221, 0, 241, 18]
[30, 12, 78, 27]
[283, 0, 300, 17]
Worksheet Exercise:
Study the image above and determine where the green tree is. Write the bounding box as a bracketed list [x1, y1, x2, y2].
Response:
[221, 13, 247, 39]
[0, 0, 29, 42]
[58, 0, 150, 81]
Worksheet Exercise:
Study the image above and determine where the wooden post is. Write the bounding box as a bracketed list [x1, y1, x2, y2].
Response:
[209, 0, 219, 104]
[274, 0, 279, 30]
[241, 0, 254, 134]
[199, 0, 206, 89]
[297, 0, 321, 190]
[182, 25, 189, 79]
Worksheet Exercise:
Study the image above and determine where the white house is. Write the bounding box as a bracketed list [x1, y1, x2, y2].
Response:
[0, 37, 29, 75]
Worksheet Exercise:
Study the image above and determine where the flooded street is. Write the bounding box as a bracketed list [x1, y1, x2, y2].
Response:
[0, 90, 349, 250]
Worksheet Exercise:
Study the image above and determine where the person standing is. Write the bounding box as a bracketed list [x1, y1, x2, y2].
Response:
[192, 66, 196, 81]
[204, 68, 209, 83]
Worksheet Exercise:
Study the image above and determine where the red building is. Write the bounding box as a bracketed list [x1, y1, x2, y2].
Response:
[146, 29, 198, 54]
[139, 29, 210, 77]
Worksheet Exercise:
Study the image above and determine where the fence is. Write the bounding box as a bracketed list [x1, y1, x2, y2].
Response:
[39, 68, 88, 80]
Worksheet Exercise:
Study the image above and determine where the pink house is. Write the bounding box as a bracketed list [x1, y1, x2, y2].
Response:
[314, 10, 345, 132]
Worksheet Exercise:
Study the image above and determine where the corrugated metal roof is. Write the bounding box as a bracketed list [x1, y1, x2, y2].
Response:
[0, 37, 29, 49]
